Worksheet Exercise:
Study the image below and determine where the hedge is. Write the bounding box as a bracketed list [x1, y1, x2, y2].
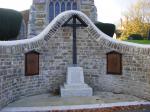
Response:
[95, 22, 116, 37]
[128, 34, 143, 40]
[0, 8, 22, 40]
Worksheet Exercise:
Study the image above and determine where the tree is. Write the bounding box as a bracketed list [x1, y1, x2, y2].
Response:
[0, 8, 22, 40]
[95, 22, 116, 37]
[121, 0, 150, 40]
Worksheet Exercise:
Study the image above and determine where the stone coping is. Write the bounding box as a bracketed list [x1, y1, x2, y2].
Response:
[0, 11, 149, 55]
[1, 101, 150, 112]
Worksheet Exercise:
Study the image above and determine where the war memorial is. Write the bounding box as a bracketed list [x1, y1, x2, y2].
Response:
[0, 0, 150, 111]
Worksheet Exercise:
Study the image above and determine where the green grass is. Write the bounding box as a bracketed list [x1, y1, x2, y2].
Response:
[126, 40, 150, 44]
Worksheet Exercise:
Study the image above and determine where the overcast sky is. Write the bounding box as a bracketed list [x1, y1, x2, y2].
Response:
[0, 0, 137, 24]
[95, 0, 137, 24]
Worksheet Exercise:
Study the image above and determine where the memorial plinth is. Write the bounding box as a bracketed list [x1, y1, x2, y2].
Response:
[61, 67, 93, 97]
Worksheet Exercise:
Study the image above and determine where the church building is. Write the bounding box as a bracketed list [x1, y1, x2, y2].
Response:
[28, 0, 97, 38]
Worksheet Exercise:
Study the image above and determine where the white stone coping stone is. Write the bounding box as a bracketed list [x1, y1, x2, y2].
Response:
[1, 101, 150, 112]
[0, 10, 149, 48]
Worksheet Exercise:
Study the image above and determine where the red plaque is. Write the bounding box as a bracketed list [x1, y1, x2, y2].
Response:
[25, 51, 40, 76]
[107, 51, 122, 75]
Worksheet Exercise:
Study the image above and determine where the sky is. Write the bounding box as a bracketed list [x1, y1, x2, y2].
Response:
[95, 0, 137, 24]
[0, 0, 137, 24]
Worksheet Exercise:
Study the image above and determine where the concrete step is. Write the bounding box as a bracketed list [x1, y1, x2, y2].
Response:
[63, 83, 89, 89]
[1, 102, 150, 112]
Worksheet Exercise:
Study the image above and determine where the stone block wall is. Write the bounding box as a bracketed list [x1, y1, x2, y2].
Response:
[0, 11, 150, 110]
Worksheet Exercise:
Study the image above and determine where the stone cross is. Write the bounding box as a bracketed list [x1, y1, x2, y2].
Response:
[62, 15, 88, 65]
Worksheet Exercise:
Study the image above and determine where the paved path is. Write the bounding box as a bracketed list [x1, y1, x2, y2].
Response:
[118, 110, 150, 112]
[5, 92, 146, 107]
[1, 92, 150, 112]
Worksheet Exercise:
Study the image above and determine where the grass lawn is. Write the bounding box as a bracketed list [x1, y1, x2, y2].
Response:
[126, 40, 150, 44]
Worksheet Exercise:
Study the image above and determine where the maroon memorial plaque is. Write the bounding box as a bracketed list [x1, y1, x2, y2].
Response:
[25, 51, 39, 76]
[107, 51, 122, 75]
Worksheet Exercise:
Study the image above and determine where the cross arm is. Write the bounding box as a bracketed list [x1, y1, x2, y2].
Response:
[62, 24, 88, 27]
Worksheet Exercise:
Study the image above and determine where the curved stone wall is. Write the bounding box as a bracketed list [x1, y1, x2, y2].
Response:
[0, 11, 150, 109]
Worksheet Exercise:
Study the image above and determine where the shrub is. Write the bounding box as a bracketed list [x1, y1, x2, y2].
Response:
[128, 34, 143, 40]
[0, 8, 22, 40]
[95, 22, 116, 37]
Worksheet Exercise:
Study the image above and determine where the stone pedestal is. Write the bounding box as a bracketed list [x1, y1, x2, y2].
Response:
[61, 67, 93, 97]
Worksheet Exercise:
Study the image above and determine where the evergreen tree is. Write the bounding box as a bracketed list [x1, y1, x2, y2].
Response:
[0, 8, 22, 40]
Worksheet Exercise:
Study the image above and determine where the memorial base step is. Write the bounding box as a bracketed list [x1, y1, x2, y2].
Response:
[61, 85, 93, 97]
